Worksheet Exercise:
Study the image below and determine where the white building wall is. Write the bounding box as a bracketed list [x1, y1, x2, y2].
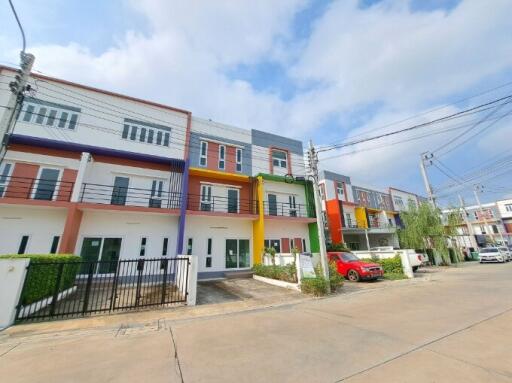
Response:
[191, 117, 251, 143]
[389, 189, 418, 212]
[497, 199, 512, 219]
[184, 216, 253, 273]
[0, 206, 67, 254]
[4, 151, 80, 170]
[0, 69, 188, 160]
[251, 144, 271, 176]
[265, 220, 310, 251]
[263, 180, 307, 216]
[76, 210, 178, 259]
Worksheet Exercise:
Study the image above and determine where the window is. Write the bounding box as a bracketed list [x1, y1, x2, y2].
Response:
[58, 112, 69, 128]
[480, 225, 486, 234]
[162, 238, 168, 256]
[23, 105, 35, 122]
[47, 110, 57, 126]
[264, 239, 281, 253]
[18, 235, 29, 254]
[473, 212, 478, 220]
[302, 239, 307, 253]
[148, 129, 154, 143]
[336, 182, 344, 200]
[206, 238, 212, 268]
[187, 238, 193, 255]
[140, 128, 147, 142]
[34, 168, 60, 200]
[149, 180, 164, 208]
[200, 185, 212, 211]
[289, 195, 297, 217]
[506, 204, 512, 212]
[199, 141, 208, 167]
[0, 162, 13, 197]
[140, 237, 147, 256]
[122, 124, 130, 139]
[492, 225, 499, 234]
[68, 114, 79, 130]
[156, 131, 163, 145]
[320, 183, 326, 200]
[35, 107, 47, 124]
[50, 236, 60, 254]
[393, 196, 404, 209]
[218, 145, 226, 170]
[163, 132, 170, 147]
[236, 148, 242, 172]
[272, 150, 287, 169]
[130, 126, 138, 140]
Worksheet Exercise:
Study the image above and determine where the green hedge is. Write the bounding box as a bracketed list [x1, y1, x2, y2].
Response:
[301, 277, 329, 296]
[359, 255, 405, 279]
[253, 264, 297, 283]
[0, 254, 80, 305]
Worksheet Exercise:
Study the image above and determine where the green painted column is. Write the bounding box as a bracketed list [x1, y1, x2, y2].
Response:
[308, 222, 320, 252]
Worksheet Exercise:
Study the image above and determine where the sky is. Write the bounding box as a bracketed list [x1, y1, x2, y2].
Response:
[1, 0, 512, 206]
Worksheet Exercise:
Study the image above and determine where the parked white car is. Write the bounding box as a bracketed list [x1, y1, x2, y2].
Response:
[479, 247, 505, 263]
[356, 247, 426, 272]
[498, 246, 511, 262]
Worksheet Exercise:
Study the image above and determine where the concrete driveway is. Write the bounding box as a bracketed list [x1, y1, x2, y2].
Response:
[1, 262, 511, 382]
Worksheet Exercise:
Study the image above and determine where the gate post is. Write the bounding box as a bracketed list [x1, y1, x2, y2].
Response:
[185, 255, 198, 306]
[0, 258, 29, 328]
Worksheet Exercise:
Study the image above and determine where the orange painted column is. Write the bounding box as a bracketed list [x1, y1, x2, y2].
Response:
[58, 204, 83, 254]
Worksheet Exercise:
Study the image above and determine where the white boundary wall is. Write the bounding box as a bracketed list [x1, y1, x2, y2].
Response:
[0, 259, 29, 329]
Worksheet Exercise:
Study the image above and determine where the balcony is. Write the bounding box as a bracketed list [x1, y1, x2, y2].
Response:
[0, 175, 74, 203]
[262, 201, 314, 219]
[343, 218, 360, 229]
[187, 194, 258, 216]
[79, 183, 181, 210]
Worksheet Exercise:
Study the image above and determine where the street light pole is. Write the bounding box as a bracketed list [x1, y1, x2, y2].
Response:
[307, 140, 330, 291]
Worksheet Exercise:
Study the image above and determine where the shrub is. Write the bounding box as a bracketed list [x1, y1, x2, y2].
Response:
[359, 255, 405, 279]
[326, 243, 352, 252]
[328, 261, 344, 291]
[0, 254, 80, 305]
[300, 277, 329, 296]
[253, 264, 297, 283]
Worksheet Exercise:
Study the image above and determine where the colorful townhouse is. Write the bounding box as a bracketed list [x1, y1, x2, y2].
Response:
[318, 171, 424, 250]
[0, 66, 318, 279]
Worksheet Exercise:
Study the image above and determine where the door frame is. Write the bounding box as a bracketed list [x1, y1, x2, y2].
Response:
[224, 237, 252, 269]
[77, 234, 125, 276]
[31, 166, 63, 201]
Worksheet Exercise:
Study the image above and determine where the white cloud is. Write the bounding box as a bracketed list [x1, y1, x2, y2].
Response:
[1, 0, 512, 195]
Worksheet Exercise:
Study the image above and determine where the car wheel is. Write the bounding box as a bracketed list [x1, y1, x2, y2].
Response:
[347, 269, 360, 282]
[412, 266, 419, 272]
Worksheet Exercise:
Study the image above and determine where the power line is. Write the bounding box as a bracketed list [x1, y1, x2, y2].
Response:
[317, 94, 512, 153]
[8, 0, 26, 52]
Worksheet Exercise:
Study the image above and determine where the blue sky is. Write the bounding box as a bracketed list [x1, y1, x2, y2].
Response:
[1, 0, 511, 205]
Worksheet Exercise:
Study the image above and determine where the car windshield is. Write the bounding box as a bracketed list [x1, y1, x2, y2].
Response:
[340, 253, 359, 262]
[480, 248, 498, 253]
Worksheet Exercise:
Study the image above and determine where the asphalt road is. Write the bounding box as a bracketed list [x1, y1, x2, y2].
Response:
[1, 262, 511, 382]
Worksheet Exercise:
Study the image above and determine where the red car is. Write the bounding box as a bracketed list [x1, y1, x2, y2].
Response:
[328, 252, 383, 282]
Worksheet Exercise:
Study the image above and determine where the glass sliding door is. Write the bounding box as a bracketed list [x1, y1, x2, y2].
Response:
[227, 189, 239, 213]
[79, 237, 102, 274]
[98, 238, 122, 274]
[111, 176, 129, 205]
[34, 168, 60, 200]
[225, 239, 250, 269]
[80, 237, 122, 274]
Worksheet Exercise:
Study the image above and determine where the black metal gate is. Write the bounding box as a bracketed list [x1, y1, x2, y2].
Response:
[15, 258, 190, 323]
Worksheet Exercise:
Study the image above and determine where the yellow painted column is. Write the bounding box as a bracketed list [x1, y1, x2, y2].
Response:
[253, 176, 265, 264]
[355, 207, 368, 228]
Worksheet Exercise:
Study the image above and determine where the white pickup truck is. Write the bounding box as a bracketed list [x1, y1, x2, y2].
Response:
[353, 246, 427, 272]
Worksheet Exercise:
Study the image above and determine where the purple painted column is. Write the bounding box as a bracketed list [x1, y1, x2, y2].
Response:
[176, 159, 190, 256]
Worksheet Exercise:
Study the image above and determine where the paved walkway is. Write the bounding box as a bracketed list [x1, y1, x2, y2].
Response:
[1, 262, 511, 382]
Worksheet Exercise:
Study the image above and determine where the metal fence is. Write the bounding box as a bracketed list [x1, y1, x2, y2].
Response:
[15, 258, 190, 323]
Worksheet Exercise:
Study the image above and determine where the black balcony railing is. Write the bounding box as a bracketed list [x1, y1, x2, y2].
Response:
[262, 201, 313, 218]
[80, 183, 181, 209]
[187, 194, 258, 215]
[343, 218, 359, 229]
[0, 175, 74, 202]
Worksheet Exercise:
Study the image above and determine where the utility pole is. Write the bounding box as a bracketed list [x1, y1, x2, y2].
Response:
[308, 140, 330, 291]
[458, 194, 478, 250]
[419, 152, 436, 208]
[0, 51, 35, 164]
[473, 185, 504, 245]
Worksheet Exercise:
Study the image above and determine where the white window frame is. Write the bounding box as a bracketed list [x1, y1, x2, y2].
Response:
[31, 166, 63, 201]
[505, 204, 512, 212]
[288, 195, 297, 217]
[200, 184, 212, 211]
[150, 179, 165, 207]
[17, 234, 31, 255]
[139, 236, 148, 257]
[199, 141, 208, 167]
[272, 150, 287, 169]
[236, 148, 242, 172]
[0, 161, 14, 197]
[227, 187, 240, 213]
[336, 182, 344, 200]
[218, 145, 226, 170]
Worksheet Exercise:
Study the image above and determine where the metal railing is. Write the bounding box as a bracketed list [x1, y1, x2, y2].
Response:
[15, 258, 190, 322]
[343, 218, 359, 229]
[187, 194, 258, 215]
[80, 183, 182, 209]
[262, 201, 314, 218]
[0, 175, 74, 201]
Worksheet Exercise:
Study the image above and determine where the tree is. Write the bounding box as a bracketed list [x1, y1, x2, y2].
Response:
[398, 201, 451, 265]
